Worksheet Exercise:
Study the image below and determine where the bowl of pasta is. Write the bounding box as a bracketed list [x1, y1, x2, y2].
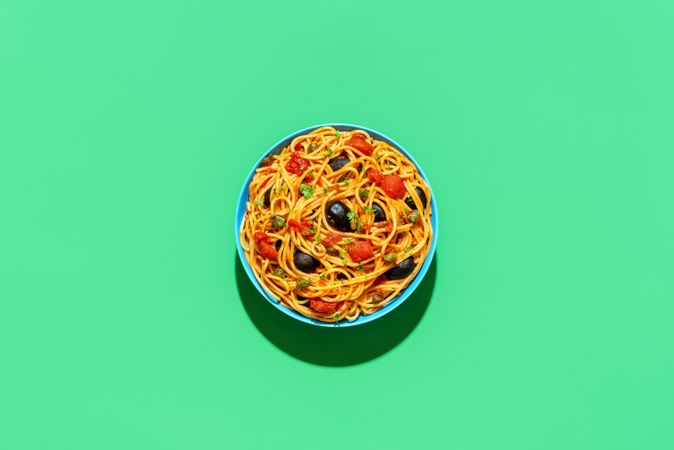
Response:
[235, 124, 438, 327]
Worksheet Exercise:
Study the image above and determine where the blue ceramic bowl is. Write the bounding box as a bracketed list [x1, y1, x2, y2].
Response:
[235, 124, 438, 327]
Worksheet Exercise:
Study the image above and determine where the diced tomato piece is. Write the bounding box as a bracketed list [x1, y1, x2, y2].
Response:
[322, 233, 340, 247]
[310, 298, 343, 314]
[348, 239, 374, 262]
[258, 241, 278, 259]
[385, 222, 394, 233]
[369, 169, 384, 185]
[294, 142, 304, 151]
[254, 232, 270, 243]
[369, 170, 405, 199]
[253, 232, 277, 258]
[288, 219, 301, 231]
[288, 219, 315, 237]
[345, 136, 373, 156]
[381, 174, 406, 199]
[285, 151, 309, 176]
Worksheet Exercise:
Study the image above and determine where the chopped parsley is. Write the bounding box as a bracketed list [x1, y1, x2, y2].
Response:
[326, 148, 333, 156]
[375, 153, 381, 161]
[308, 143, 318, 151]
[343, 178, 349, 186]
[314, 236, 321, 242]
[319, 273, 326, 279]
[346, 210, 359, 223]
[405, 246, 414, 253]
[299, 183, 314, 199]
[323, 186, 329, 194]
[359, 188, 369, 201]
[272, 268, 286, 279]
[357, 265, 365, 273]
[356, 220, 364, 233]
[334, 131, 341, 138]
[363, 206, 375, 213]
[407, 211, 420, 223]
[253, 199, 263, 207]
[343, 238, 354, 244]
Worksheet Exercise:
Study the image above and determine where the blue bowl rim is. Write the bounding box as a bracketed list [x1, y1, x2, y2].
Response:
[235, 123, 438, 328]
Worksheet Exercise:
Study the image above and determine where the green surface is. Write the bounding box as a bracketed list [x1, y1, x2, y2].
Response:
[2, 1, 673, 449]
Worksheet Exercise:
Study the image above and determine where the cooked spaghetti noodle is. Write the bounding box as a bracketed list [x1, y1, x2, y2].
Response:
[240, 127, 433, 323]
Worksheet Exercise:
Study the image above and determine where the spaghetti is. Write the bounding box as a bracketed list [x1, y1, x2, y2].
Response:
[240, 127, 433, 323]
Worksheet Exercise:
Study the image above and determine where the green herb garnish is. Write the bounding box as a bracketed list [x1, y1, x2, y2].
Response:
[363, 206, 375, 213]
[299, 184, 314, 199]
[296, 278, 310, 289]
[334, 131, 341, 138]
[359, 188, 369, 201]
[326, 148, 333, 156]
[405, 246, 413, 253]
[339, 250, 348, 264]
[407, 211, 420, 223]
[272, 268, 286, 279]
[346, 210, 359, 223]
[253, 199, 263, 207]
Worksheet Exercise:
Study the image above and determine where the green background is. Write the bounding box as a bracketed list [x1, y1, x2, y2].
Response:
[2, 1, 673, 449]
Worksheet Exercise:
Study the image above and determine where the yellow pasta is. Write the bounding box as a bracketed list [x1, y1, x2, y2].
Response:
[240, 127, 432, 323]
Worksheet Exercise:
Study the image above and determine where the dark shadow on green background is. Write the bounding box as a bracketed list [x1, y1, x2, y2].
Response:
[236, 255, 436, 366]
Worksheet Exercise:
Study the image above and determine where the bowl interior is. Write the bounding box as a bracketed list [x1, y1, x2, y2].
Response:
[235, 123, 438, 327]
